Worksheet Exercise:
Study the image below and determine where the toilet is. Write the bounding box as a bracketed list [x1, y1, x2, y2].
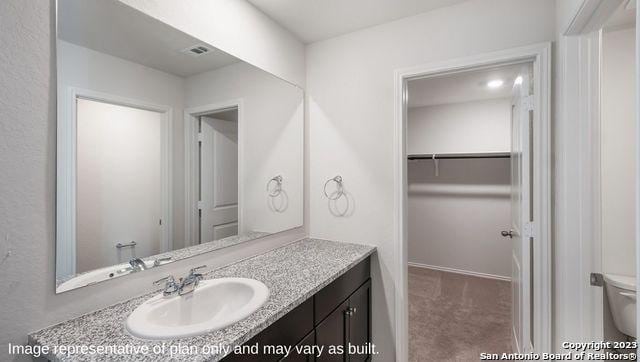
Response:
[604, 274, 637, 338]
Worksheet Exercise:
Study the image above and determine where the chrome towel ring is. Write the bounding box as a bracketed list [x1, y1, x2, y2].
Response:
[323, 175, 344, 200]
[266, 175, 283, 197]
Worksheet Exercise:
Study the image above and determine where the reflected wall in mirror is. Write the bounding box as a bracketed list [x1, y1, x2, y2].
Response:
[55, 0, 303, 293]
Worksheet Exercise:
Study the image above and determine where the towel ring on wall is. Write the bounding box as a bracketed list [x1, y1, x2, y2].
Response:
[266, 175, 283, 197]
[323, 175, 344, 200]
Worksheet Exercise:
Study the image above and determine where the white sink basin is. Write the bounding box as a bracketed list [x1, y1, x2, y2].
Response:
[126, 278, 269, 340]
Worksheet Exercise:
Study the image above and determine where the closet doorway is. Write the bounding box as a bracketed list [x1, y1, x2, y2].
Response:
[394, 43, 552, 361]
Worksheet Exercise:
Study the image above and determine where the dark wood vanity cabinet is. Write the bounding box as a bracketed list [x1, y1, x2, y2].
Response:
[315, 299, 348, 361]
[344, 280, 372, 362]
[223, 257, 371, 362]
[281, 330, 316, 362]
[315, 280, 372, 362]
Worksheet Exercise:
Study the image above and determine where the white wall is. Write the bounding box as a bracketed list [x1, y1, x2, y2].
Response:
[601, 27, 637, 276]
[306, 0, 556, 358]
[120, 0, 306, 87]
[0, 2, 306, 361]
[408, 158, 511, 278]
[185, 62, 304, 236]
[76, 99, 164, 272]
[407, 98, 511, 155]
[58, 40, 188, 250]
[407, 98, 511, 279]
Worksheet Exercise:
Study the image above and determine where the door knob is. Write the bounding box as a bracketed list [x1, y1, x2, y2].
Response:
[345, 307, 357, 316]
[501, 230, 514, 238]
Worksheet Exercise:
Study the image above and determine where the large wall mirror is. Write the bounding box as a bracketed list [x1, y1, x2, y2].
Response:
[55, 0, 303, 293]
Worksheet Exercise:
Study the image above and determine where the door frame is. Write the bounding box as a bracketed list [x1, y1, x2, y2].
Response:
[56, 87, 173, 278]
[393, 42, 552, 359]
[557, 0, 638, 348]
[184, 99, 244, 247]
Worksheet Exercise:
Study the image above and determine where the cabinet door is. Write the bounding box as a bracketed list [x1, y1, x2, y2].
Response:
[280, 331, 316, 362]
[315, 258, 370, 324]
[347, 280, 371, 362]
[223, 298, 313, 362]
[316, 300, 348, 361]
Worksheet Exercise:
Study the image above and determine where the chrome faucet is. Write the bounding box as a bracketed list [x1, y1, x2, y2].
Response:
[152, 265, 207, 298]
[129, 258, 148, 271]
[179, 265, 206, 296]
[154, 275, 180, 297]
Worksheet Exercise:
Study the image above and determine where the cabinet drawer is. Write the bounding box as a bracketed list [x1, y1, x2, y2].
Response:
[314, 257, 370, 325]
[223, 297, 314, 362]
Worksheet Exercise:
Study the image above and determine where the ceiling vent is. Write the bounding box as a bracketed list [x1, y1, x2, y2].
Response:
[181, 44, 211, 57]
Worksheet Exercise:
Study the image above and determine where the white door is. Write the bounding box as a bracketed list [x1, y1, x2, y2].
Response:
[508, 66, 533, 353]
[199, 115, 239, 243]
[76, 98, 164, 271]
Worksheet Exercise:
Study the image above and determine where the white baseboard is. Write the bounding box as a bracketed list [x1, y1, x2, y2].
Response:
[408, 261, 511, 282]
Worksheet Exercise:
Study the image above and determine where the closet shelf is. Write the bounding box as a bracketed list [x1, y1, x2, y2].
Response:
[407, 152, 510, 160]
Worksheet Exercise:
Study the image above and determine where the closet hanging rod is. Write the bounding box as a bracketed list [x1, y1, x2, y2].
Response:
[407, 152, 510, 160]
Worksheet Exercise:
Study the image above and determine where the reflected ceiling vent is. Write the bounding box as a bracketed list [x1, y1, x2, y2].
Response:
[181, 44, 211, 57]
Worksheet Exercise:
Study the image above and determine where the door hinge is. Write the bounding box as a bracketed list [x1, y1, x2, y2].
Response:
[197, 132, 204, 143]
[197, 201, 204, 210]
[590, 273, 604, 287]
[523, 222, 535, 239]
[523, 95, 534, 111]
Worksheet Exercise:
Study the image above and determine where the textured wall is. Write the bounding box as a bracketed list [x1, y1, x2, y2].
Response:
[0, 2, 56, 360]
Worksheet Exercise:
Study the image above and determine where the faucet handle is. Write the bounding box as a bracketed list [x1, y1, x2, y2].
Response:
[189, 265, 207, 275]
[178, 266, 207, 296]
[154, 275, 180, 297]
[153, 275, 175, 286]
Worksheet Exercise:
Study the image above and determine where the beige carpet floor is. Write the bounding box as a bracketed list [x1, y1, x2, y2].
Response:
[409, 266, 512, 361]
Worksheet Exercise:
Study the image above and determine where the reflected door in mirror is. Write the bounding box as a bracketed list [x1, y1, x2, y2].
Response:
[76, 98, 166, 273]
[199, 112, 239, 243]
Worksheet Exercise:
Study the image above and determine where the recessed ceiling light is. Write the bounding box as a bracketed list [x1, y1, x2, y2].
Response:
[487, 79, 504, 89]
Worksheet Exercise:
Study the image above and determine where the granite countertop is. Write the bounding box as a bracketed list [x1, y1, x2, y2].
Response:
[30, 238, 376, 361]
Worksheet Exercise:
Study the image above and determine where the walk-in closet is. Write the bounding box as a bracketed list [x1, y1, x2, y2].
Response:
[407, 63, 532, 360]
